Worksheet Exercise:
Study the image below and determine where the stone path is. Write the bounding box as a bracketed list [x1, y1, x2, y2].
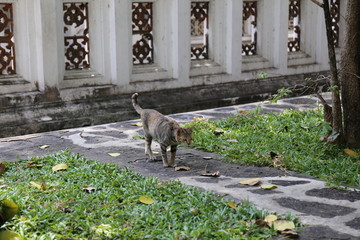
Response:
[1, 94, 359, 239]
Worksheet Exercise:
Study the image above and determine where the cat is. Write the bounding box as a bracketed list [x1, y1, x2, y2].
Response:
[132, 93, 193, 167]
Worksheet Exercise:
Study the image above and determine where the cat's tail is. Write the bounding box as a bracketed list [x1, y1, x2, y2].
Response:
[131, 93, 143, 114]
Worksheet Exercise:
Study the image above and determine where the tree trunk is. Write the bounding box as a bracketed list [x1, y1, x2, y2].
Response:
[340, 0, 360, 148]
[323, 0, 343, 139]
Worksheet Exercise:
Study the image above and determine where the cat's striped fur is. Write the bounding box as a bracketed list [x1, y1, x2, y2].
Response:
[132, 93, 193, 167]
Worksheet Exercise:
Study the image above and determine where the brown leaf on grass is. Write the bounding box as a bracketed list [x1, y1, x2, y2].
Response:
[200, 171, 220, 177]
[83, 186, 96, 192]
[26, 164, 43, 168]
[227, 139, 238, 143]
[0, 162, 5, 174]
[344, 148, 358, 157]
[255, 219, 269, 229]
[239, 178, 261, 186]
[174, 166, 190, 171]
[190, 208, 199, 215]
[214, 129, 224, 135]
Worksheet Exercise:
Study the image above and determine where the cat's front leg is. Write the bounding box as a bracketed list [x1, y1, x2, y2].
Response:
[168, 145, 177, 167]
[145, 135, 156, 161]
[160, 144, 170, 167]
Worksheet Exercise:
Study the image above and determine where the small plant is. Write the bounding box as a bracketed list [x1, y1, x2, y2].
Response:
[269, 88, 292, 103]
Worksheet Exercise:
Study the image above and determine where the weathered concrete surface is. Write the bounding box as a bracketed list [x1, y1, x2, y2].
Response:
[1, 94, 359, 239]
[0, 72, 327, 138]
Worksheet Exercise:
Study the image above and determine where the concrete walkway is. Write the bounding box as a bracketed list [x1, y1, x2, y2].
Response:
[1, 94, 359, 239]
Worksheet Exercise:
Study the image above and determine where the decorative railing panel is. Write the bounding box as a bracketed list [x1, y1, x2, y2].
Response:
[63, 2, 90, 70]
[242, 1, 257, 56]
[330, 0, 340, 48]
[190, 1, 209, 60]
[132, 2, 153, 65]
[0, 3, 15, 75]
[288, 0, 301, 52]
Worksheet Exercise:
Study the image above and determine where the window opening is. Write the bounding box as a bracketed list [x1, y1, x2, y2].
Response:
[288, 0, 301, 52]
[0, 3, 15, 75]
[190, 1, 209, 60]
[242, 1, 257, 56]
[63, 2, 90, 70]
[132, 2, 153, 65]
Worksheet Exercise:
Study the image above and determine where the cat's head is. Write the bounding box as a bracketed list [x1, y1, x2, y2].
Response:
[176, 127, 194, 145]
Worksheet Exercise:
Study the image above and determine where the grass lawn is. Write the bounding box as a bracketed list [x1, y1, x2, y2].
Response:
[0, 151, 299, 240]
[186, 108, 360, 188]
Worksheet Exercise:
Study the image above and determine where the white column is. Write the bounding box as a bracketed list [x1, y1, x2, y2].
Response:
[173, 0, 191, 84]
[225, 0, 242, 77]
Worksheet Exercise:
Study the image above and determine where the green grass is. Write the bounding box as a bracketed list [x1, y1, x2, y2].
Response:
[187, 108, 360, 188]
[0, 151, 299, 240]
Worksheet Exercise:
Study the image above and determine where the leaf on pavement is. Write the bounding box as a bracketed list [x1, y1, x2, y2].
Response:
[139, 196, 155, 205]
[174, 166, 190, 171]
[239, 178, 261, 186]
[131, 122, 143, 127]
[39, 145, 50, 149]
[272, 220, 295, 231]
[52, 163, 68, 173]
[281, 230, 299, 238]
[261, 184, 278, 190]
[108, 153, 121, 157]
[344, 149, 358, 157]
[200, 171, 220, 177]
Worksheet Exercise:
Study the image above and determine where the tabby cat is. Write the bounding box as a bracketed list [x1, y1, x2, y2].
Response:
[132, 93, 193, 167]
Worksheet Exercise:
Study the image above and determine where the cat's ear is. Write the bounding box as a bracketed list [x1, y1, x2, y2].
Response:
[177, 128, 183, 135]
[187, 126, 194, 132]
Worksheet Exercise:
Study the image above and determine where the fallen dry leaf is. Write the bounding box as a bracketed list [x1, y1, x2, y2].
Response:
[214, 129, 224, 135]
[344, 148, 358, 157]
[190, 208, 199, 215]
[30, 181, 46, 191]
[202, 156, 213, 160]
[239, 178, 261, 186]
[0, 185, 8, 189]
[174, 166, 190, 171]
[272, 220, 295, 231]
[83, 186, 96, 192]
[108, 153, 121, 157]
[200, 171, 220, 177]
[26, 164, 43, 168]
[52, 163, 68, 173]
[238, 110, 248, 114]
[227, 139, 238, 143]
[281, 230, 299, 238]
[0, 162, 5, 174]
[39, 145, 50, 149]
[131, 122, 143, 127]
[261, 184, 278, 190]
[139, 196, 155, 205]
[255, 219, 269, 228]
[0, 230, 24, 240]
[265, 214, 278, 223]
[228, 201, 237, 209]
[0, 199, 19, 221]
